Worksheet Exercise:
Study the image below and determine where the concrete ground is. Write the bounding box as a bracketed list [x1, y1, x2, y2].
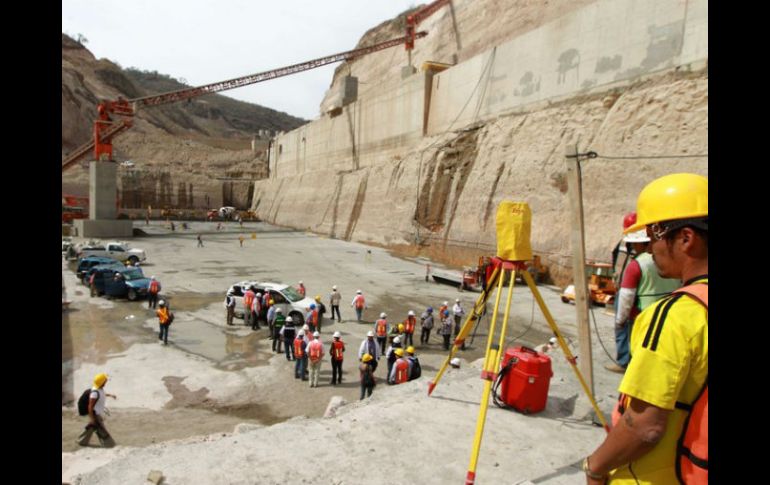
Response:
[62, 220, 624, 484]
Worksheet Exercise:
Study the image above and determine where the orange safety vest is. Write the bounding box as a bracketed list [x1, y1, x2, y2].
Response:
[243, 292, 254, 308]
[332, 340, 345, 361]
[312, 309, 319, 324]
[149, 280, 160, 294]
[404, 316, 416, 334]
[375, 319, 388, 337]
[394, 358, 409, 384]
[354, 295, 365, 309]
[308, 341, 323, 362]
[298, 285, 305, 296]
[157, 308, 170, 325]
[611, 283, 708, 485]
[293, 338, 305, 358]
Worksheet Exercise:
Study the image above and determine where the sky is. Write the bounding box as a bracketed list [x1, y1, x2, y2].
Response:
[62, 0, 419, 120]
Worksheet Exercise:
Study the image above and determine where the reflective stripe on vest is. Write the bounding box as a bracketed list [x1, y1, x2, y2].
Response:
[332, 341, 344, 361]
[294, 338, 305, 357]
[376, 320, 387, 336]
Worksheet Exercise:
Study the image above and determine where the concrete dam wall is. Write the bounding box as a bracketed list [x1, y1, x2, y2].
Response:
[253, 0, 708, 284]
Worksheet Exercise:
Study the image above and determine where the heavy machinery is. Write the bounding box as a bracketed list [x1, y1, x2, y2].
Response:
[61, 194, 88, 223]
[560, 262, 617, 306]
[61, 31, 429, 172]
[404, 0, 451, 65]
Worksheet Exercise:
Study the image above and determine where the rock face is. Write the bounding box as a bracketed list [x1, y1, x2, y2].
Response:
[256, 0, 708, 285]
[61, 33, 305, 208]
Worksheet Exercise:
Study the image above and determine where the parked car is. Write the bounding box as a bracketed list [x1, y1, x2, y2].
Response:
[85, 265, 151, 301]
[76, 256, 122, 283]
[226, 281, 316, 325]
[77, 241, 147, 264]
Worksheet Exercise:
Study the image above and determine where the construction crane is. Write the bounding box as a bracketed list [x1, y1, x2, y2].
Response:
[405, 0, 450, 65]
[61, 31, 428, 172]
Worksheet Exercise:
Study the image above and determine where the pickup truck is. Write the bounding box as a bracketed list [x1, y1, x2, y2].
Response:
[77, 241, 147, 265]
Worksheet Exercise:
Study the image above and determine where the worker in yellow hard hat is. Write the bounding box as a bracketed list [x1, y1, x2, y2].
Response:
[314, 294, 327, 331]
[77, 373, 117, 447]
[389, 347, 410, 385]
[359, 353, 376, 400]
[584, 173, 708, 484]
[405, 346, 422, 381]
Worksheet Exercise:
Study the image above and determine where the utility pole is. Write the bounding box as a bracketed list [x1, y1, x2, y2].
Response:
[565, 144, 594, 396]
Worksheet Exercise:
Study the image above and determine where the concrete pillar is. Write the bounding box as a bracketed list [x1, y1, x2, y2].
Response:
[89, 160, 117, 220]
[341, 76, 358, 106]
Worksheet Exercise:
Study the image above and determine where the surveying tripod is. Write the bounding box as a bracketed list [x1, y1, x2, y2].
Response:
[426, 256, 609, 484]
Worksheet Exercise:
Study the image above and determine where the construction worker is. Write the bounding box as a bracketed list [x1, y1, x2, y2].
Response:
[438, 309, 453, 350]
[156, 300, 172, 345]
[272, 309, 286, 353]
[420, 307, 434, 345]
[296, 280, 306, 297]
[267, 302, 278, 338]
[293, 329, 307, 380]
[77, 373, 117, 447]
[224, 291, 236, 326]
[374, 312, 389, 355]
[314, 295, 326, 331]
[330, 331, 345, 385]
[238, 235, 244, 247]
[306, 304, 318, 333]
[251, 292, 262, 331]
[307, 331, 324, 388]
[438, 300, 449, 320]
[606, 212, 681, 373]
[584, 173, 708, 484]
[351, 289, 366, 322]
[242, 286, 255, 328]
[359, 354, 376, 400]
[281, 316, 296, 361]
[452, 298, 466, 350]
[358, 331, 380, 373]
[388, 348, 409, 385]
[196, 234, 203, 247]
[405, 346, 422, 381]
[329, 285, 342, 322]
[402, 311, 417, 347]
[147, 276, 161, 309]
[385, 335, 403, 378]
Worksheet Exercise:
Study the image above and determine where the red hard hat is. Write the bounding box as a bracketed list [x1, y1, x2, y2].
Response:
[622, 212, 637, 230]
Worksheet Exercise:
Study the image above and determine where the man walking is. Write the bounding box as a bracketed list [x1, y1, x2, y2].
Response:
[77, 373, 117, 447]
[359, 354, 376, 400]
[351, 290, 366, 322]
[330, 331, 345, 385]
[147, 276, 161, 309]
[584, 173, 708, 484]
[329, 285, 342, 322]
[197, 234, 204, 247]
[156, 300, 172, 345]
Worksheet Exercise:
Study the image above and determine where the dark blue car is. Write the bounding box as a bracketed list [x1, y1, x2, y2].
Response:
[76, 256, 122, 283]
[86, 265, 151, 301]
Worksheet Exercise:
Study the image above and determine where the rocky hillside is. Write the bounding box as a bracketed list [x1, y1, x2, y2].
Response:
[62, 33, 306, 209]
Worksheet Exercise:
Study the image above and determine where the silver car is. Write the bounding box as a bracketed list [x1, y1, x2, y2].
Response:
[226, 281, 316, 325]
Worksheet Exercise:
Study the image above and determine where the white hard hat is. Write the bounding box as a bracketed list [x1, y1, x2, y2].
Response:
[549, 337, 557, 345]
[299, 281, 303, 284]
[367, 331, 374, 337]
[313, 331, 320, 337]
[303, 324, 309, 330]
[393, 336, 401, 344]
[380, 312, 387, 318]
[623, 229, 650, 243]
[443, 301, 449, 306]
[407, 310, 415, 316]
[333, 331, 341, 338]
[276, 307, 283, 313]
[298, 330, 305, 336]
[356, 289, 362, 294]
[455, 298, 460, 303]
[150, 276, 155, 280]
[332, 285, 337, 290]
[450, 357, 461, 368]
[158, 300, 166, 307]
[285, 316, 293, 323]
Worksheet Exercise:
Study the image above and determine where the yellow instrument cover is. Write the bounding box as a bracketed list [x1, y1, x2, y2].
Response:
[495, 201, 532, 261]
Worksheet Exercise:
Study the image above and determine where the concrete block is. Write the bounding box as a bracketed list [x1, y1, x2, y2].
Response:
[89, 161, 118, 220]
[341, 76, 358, 106]
[74, 219, 134, 238]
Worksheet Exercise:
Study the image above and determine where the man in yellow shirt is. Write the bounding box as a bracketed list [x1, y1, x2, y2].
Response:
[584, 173, 708, 484]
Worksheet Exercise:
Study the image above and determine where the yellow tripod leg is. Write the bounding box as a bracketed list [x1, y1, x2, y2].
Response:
[428, 265, 501, 395]
[466, 265, 516, 484]
[520, 270, 609, 431]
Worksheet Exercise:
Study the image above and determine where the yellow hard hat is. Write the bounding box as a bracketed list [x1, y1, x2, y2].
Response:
[93, 373, 108, 388]
[395, 348, 404, 357]
[315, 295, 321, 301]
[625, 173, 708, 233]
[362, 353, 373, 363]
[406, 346, 415, 354]
[398, 323, 405, 332]
[269, 299, 274, 305]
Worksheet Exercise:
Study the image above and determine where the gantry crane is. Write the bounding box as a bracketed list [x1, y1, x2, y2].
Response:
[61, 31, 428, 172]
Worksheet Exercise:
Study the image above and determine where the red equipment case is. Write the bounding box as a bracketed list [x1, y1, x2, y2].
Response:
[499, 346, 553, 413]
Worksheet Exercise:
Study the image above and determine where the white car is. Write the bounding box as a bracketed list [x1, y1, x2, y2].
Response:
[227, 281, 316, 325]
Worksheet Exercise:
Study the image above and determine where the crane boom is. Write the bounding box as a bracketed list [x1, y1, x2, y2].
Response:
[62, 31, 427, 171]
[405, 0, 450, 51]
